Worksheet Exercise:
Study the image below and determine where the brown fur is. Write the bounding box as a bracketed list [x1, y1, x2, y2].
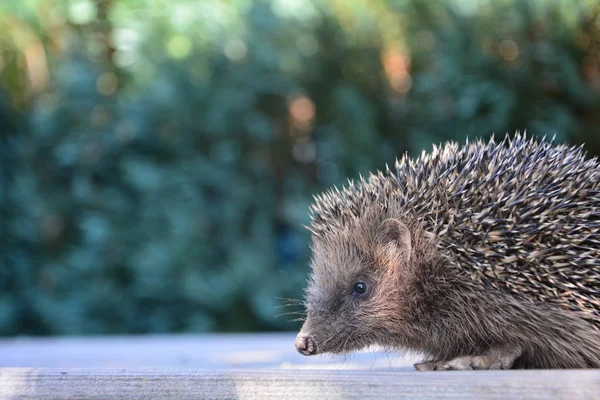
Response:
[297, 135, 600, 369]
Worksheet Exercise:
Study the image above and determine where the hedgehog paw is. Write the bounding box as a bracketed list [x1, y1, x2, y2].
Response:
[414, 346, 522, 371]
[414, 357, 474, 371]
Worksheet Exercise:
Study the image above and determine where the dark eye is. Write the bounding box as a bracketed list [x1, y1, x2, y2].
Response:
[352, 282, 367, 296]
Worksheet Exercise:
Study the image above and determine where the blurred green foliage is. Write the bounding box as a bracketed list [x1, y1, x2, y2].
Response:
[1, 0, 599, 335]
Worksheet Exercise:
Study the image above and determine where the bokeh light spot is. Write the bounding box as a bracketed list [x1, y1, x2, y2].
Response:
[68, 0, 97, 25]
[97, 73, 119, 96]
[499, 39, 519, 61]
[382, 46, 411, 93]
[293, 141, 316, 163]
[113, 29, 140, 51]
[224, 39, 248, 61]
[271, 0, 307, 19]
[415, 30, 436, 52]
[114, 50, 137, 69]
[289, 94, 315, 125]
[317, 162, 338, 184]
[115, 120, 137, 143]
[91, 105, 111, 126]
[167, 35, 192, 59]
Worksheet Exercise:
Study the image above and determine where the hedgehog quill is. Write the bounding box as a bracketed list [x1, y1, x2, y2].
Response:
[295, 134, 600, 370]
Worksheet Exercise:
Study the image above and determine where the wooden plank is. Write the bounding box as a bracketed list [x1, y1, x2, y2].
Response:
[1, 336, 599, 399]
[0, 368, 599, 400]
[0, 334, 418, 370]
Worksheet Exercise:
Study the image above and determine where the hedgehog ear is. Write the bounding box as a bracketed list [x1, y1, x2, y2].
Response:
[376, 218, 412, 265]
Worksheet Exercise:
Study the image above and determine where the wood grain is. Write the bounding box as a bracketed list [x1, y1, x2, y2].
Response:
[1, 368, 599, 400]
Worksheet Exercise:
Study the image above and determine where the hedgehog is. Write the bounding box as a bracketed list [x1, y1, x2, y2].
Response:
[294, 133, 600, 370]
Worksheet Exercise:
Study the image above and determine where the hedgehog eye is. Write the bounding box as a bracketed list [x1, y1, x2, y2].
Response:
[352, 282, 367, 297]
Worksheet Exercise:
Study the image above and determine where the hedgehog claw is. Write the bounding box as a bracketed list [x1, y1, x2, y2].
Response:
[414, 361, 437, 371]
[415, 345, 522, 371]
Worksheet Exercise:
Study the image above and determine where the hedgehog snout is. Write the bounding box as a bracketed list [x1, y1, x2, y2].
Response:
[295, 332, 317, 356]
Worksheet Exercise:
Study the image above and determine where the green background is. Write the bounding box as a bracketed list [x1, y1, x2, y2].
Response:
[1, 0, 599, 335]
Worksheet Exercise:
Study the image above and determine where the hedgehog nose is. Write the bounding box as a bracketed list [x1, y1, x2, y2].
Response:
[295, 332, 317, 356]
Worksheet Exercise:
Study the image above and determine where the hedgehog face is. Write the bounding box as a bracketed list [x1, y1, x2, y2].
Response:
[295, 218, 414, 356]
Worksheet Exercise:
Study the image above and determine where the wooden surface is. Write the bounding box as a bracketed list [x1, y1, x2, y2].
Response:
[1, 334, 599, 399]
[1, 368, 600, 400]
[0, 333, 417, 370]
